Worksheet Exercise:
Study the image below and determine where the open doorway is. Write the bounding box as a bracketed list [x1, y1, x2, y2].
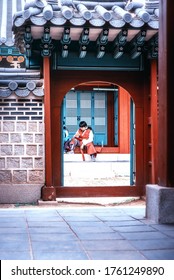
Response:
[61, 82, 135, 187]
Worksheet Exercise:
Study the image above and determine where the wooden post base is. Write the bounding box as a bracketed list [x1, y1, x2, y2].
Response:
[41, 185, 56, 201]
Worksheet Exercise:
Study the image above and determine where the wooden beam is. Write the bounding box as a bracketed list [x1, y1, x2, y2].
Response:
[150, 60, 158, 184]
[56, 186, 142, 198]
[119, 87, 130, 153]
[135, 107, 144, 187]
[158, 0, 174, 187]
[41, 57, 56, 200]
[107, 92, 115, 146]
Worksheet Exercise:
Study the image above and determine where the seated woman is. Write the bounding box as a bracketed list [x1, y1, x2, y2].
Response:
[70, 121, 97, 161]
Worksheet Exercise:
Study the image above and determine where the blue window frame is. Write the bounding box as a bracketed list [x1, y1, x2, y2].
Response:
[62, 90, 108, 145]
[114, 90, 118, 146]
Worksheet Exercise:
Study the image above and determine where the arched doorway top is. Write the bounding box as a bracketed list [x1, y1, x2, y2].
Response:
[54, 70, 145, 107]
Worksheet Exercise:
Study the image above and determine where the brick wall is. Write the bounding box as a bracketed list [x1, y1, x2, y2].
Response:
[0, 94, 45, 185]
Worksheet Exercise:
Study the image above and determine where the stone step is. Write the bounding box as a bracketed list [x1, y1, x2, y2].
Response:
[64, 160, 130, 178]
[64, 153, 130, 162]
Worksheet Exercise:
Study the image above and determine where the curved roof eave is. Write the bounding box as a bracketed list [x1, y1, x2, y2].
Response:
[13, 0, 159, 28]
[11, 1, 159, 47]
[0, 0, 159, 57]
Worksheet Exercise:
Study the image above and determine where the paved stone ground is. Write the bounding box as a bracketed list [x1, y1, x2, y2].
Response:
[0, 205, 174, 260]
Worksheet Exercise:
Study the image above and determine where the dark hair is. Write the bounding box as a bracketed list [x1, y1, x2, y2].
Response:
[79, 121, 87, 128]
[87, 126, 92, 130]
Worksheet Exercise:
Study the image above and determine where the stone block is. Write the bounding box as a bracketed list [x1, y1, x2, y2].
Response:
[3, 122, 15, 132]
[16, 122, 27, 132]
[34, 157, 44, 168]
[38, 199, 58, 205]
[10, 133, 22, 143]
[13, 170, 27, 183]
[23, 133, 33, 143]
[29, 170, 44, 183]
[0, 184, 42, 203]
[146, 184, 174, 223]
[26, 145, 37, 156]
[21, 157, 33, 168]
[0, 145, 12, 155]
[14, 145, 24, 155]
[0, 133, 9, 143]
[0, 158, 5, 168]
[7, 157, 20, 168]
[35, 134, 43, 143]
[38, 145, 44, 156]
[39, 122, 44, 132]
[28, 122, 38, 132]
[0, 170, 11, 183]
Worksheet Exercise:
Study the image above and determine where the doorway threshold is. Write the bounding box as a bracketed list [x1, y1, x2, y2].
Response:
[56, 196, 143, 206]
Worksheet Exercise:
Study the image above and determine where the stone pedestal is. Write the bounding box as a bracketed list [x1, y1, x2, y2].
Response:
[0, 184, 42, 204]
[146, 184, 174, 224]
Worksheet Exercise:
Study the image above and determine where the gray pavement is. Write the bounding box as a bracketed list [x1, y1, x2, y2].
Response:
[0, 206, 174, 260]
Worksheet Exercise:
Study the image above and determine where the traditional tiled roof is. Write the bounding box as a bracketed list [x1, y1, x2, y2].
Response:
[0, 84, 44, 98]
[0, 70, 43, 97]
[0, 0, 159, 48]
[10, 0, 159, 58]
[12, 0, 159, 30]
[0, 0, 159, 97]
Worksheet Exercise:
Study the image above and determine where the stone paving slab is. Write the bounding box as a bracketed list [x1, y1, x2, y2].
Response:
[140, 250, 174, 260]
[87, 250, 146, 260]
[119, 231, 168, 240]
[0, 206, 174, 260]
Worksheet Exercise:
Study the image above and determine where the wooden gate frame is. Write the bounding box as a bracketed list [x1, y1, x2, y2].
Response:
[42, 58, 151, 200]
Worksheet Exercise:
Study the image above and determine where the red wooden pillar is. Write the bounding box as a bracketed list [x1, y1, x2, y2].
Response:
[158, 0, 174, 187]
[150, 60, 158, 183]
[107, 92, 115, 147]
[119, 87, 130, 153]
[41, 57, 56, 200]
[135, 107, 144, 188]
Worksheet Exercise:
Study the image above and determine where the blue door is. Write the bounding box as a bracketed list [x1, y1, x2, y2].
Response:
[63, 90, 107, 145]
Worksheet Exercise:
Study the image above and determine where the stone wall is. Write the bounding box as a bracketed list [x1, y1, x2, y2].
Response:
[0, 93, 45, 203]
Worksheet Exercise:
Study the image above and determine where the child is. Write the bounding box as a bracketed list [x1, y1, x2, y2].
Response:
[70, 121, 97, 161]
[63, 126, 72, 153]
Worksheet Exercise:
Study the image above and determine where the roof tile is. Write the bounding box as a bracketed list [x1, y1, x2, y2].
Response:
[0, 1, 159, 48]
